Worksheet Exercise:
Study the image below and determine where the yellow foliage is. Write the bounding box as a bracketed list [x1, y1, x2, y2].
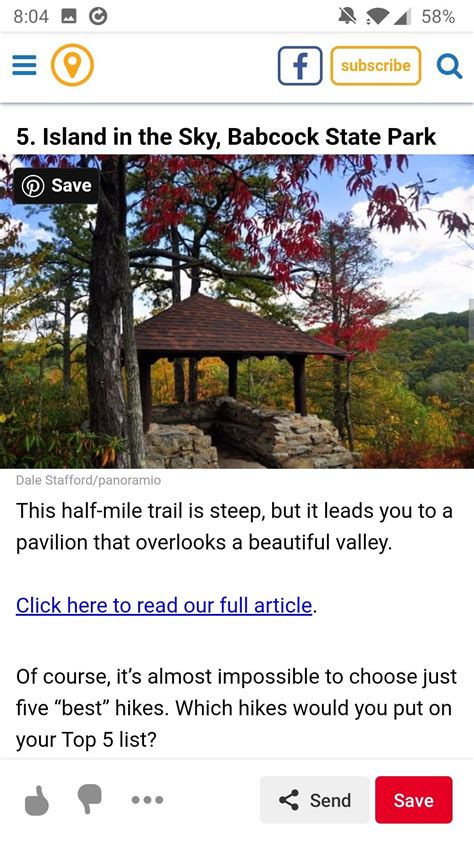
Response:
[150, 357, 228, 403]
[0, 411, 15, 424]
[150, 360, 177, 403]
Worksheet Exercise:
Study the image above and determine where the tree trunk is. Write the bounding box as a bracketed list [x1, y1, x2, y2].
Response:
[86, 157, 127, 467]
[117, 156, 146, 468]
[62, 293, 72, 397]
[188, 234, 201, 401]
[329, 232, 345, 441]
[36, 357, 45, 434]
[343, 359, 355, 451]
[170, 226, 185, 403]
[332, 359, 345, 441]
[0, 269, 7, 388]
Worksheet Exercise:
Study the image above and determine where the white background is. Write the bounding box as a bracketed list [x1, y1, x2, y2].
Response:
[0, 32, 472, 103]
[1, 470, 472, 838]
[2, 104, 473, 154]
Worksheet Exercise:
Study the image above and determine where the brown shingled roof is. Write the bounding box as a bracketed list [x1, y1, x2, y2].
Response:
[134, 293, 346, 358]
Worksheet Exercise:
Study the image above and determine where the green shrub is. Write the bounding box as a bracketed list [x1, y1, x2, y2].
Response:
[0, 426, 126, 469]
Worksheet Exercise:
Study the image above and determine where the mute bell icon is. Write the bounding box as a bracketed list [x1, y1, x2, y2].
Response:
[339, 6, 357, 23]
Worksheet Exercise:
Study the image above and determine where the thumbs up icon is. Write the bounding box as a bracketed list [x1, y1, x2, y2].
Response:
[25, 785, 49, 816]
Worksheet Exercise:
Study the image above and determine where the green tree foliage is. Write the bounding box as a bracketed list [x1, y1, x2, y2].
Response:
[27, 203, 92, 393]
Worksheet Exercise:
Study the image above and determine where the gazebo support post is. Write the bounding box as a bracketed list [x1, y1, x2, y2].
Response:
[138, 355, 153, 433]
[288, 355, 307, 416]
[227, 356, 238, 399]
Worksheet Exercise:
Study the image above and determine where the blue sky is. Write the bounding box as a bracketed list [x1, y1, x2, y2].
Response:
[307, 155, 473, 318]
[4, 154, 473, 320]
[310, 155, 472, 217]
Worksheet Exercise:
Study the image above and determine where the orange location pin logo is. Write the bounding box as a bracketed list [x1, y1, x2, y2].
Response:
[64, 51, 82, 79]
[51, 43, 94, 86]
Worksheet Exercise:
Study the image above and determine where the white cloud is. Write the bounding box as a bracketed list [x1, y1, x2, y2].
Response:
[352, 184, 473, 316]
[11, 218, 54, 245]
[382, 255, 472, 316]
[352, 184, 473, 260]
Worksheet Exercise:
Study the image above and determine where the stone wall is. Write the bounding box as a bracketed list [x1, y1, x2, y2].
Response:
[151, 398, 218, 433]
[213, 398, 355, 468]
[145, 423, 218, 469]
[149, 397, 355, 469]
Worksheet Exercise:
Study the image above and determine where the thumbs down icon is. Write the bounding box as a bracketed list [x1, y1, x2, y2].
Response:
[78, 784, 102, 814]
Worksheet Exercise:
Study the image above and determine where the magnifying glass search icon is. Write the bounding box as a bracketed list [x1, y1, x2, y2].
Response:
[437, 53, 463, 79]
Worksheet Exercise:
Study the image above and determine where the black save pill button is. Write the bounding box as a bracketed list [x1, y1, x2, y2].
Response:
[14, 168, 100, 204]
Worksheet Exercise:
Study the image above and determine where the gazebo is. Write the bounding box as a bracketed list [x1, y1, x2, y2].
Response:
[134, 293, 347, 432]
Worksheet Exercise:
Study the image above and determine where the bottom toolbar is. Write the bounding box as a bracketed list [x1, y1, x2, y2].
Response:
[21, 774, 453, 824]
[5, 757, 468, 839]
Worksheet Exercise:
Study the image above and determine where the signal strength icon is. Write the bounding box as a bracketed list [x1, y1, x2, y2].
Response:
[366, 7, 390, 24]
[394, 9, 412, 25]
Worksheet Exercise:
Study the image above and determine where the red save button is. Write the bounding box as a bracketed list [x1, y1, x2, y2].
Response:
[376, 777, 452, 824]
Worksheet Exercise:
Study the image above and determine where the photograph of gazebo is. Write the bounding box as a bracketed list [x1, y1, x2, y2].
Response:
[135, 294, 355, 469]
[2, 152, 472, 470]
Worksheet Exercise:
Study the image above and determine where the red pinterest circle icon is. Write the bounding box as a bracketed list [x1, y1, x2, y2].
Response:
[376, 777, 453, 824]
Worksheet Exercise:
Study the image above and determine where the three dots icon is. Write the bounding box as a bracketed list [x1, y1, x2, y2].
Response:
[132, 795, 164, 805]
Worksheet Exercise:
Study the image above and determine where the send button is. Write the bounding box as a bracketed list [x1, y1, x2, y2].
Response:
[331, 46, 422, 85]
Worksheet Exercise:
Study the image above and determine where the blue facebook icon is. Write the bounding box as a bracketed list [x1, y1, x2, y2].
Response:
[278, 46, 323, 86]
[294, 52, 309, 80]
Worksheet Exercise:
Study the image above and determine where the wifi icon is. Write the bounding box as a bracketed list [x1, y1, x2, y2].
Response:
[366, 7, 390, 24]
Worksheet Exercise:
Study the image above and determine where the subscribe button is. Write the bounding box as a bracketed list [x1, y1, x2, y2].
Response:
[376, 777, 453, 824]
[331, 46, 421, 86]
